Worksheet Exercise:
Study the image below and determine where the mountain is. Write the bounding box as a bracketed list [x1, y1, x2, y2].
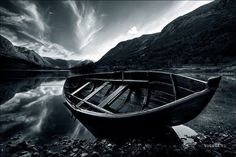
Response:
[70, 60, 96, 73]
[0, 35, 83, 70]
[44, 57, 81, 69]
[97, 0, 236, 70]
[0, 35, 53, 69]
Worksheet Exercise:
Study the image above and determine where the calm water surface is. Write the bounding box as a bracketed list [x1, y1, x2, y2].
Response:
[0, 71, 235, 146]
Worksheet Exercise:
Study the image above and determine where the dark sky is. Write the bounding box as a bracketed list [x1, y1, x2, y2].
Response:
[0, 0, 212, 60]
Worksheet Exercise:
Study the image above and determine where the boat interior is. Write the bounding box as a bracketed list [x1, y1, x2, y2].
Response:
[64, 71, 207, 114]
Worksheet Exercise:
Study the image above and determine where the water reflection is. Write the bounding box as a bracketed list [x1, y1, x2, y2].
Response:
[0, 75, 94, 145]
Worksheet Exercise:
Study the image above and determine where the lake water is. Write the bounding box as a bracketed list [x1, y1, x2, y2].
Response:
[0, 71, 235, 146]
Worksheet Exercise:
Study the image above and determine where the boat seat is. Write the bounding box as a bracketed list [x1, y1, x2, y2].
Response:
[67, 92, 114, 114]
[98, 85, 128, 108]
[71, 82, 91, 95]
[76, 82, 109, 107]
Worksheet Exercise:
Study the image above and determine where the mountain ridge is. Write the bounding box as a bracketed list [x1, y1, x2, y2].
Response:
[0, 35, 85, 70]
[97, 0, 236, 70]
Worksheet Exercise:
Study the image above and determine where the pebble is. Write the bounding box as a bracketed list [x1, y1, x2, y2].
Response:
[81, 152, 88, 157]
[69, 152, 76, 157]
[145, 144, 152, 149]
[62, 149, 67, 153]
[32, 152, 40, 157]
[2, 131, 236, 157]
[213, 151, 222, 157]
[90, 151, 100, 157]
[19, 151, 31, 157]
[73, 148, 79, 152]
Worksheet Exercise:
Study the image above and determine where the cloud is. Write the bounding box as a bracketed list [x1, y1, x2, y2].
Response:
[0, 6, 18, 16]
[0, 0, 213, 61]
[0, 1, 78, 60]
[15, 0, 48, 36]
[0, 27, 76, 59]
[0, 7, 30, 28]
[128, 26, 138, 35]
[17, 31, 76, 59]
[64, 1, 104, 50]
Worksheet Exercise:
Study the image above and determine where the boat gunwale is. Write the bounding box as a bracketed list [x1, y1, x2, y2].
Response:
[63, 88, 210, 118]
[63, 70, 213, 119]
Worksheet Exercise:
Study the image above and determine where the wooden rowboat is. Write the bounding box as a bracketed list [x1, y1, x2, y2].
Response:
[63, 71, 221, 136]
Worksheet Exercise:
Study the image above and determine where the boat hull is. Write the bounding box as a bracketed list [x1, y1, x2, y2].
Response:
[63, 71, 221, 137]
[64, 89, 215, 137]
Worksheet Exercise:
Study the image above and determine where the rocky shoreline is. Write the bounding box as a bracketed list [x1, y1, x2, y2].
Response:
[1, 130, 235, 157]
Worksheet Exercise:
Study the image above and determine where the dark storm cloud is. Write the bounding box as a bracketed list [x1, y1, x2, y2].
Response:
[0, 0, 212, 60]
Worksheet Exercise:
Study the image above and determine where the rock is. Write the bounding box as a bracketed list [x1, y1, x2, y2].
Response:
[32, 152, 40, 157]
[69, 152, 76, 157]
[62, 149, 67, 154]
[43, 150, 53, 156]
[30, 146, 38, 152]
[73, 148, 79, 152]
[102, 153, 112, 157]
[145, 144, 152, 150]
[213, 151, 222, 157]
[90, 151, 100, 157]
[81, 152, 88, 157]
[19, 151, 31, 157]
[52, 142, 59, 146]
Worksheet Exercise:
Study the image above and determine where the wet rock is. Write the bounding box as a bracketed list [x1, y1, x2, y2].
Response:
[52, 142, 59, 146]
[62, 149, 67, 153]
[30, 146, 38, 152]
[102, 153, 112, 157]
[73, 148, 79, 152]
[81, 152, 88, 157]
[43, 150, 53, 156]
[32, 152, 40, 157]
[145, 144, 152, 150]
[19, 151, 31, 157]
[213, 151, 222, 157]
[69, 152, 76, 157]
[90, 151, 100, 157]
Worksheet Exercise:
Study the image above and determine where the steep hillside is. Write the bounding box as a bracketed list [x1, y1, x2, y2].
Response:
[44, 57, 81, 69]
[0, 35, 52, 69]
[97, 0, 236, 70]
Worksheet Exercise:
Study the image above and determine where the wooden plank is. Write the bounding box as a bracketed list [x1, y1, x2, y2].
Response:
[72, 82, 91, 95]
[66, 92, 113, 114]
[86, 78, 148, 83]
[98, 85, 128, 108]
[149, 97, 167, 104]
[76, 82, 109, 107]
[104, 84, 114, 96]
[170, 74, 178, 100]
[114, 89, 133, 111]
[142, 87, 151, 109]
